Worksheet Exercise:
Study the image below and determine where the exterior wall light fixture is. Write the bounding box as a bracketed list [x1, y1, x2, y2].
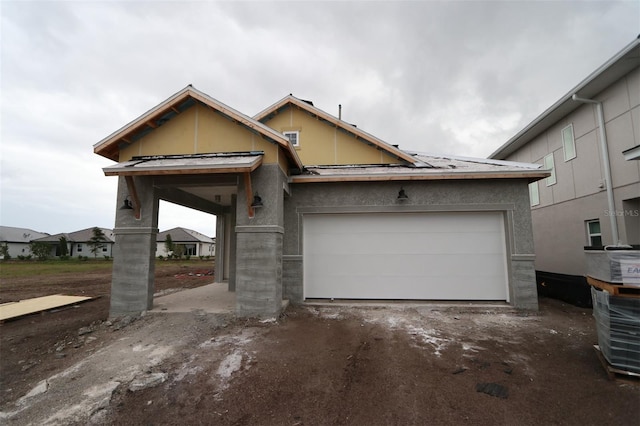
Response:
[120, 196, 134, 210]
[397, 188, 409, 200]
[251, 193, 264, 208]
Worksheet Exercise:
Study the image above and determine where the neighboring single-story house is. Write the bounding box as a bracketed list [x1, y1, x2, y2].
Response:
[32, 227, 116, 258]
[94, 86, 548, 317]
[0, 226, 49, 258]
[489, 36, 640, 305]
[156, 227, 215, 258]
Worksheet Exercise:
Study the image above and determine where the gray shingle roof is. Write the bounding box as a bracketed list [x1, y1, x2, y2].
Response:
[0, 226, 49, 243]
[33, 227, 115, 243]
[156, 227, 214, 243]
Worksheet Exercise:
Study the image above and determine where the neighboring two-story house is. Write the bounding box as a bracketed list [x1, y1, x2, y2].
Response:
[490, 37, 640, 305]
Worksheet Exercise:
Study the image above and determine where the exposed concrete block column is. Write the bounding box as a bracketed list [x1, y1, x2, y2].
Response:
[214, 214, 226, 284]
[235, 165, 285, 317]
[214, 207, 237, 291]
[510, 254, 538, 310]
[283, 255, 303, 303]
[235, 226, 283, 316]
[110, 176, 159, 317]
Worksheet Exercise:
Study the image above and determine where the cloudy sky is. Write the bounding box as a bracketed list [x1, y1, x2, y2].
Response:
[1, 0, 638, 237]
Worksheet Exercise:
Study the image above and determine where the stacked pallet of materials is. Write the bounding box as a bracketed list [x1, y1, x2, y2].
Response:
[586, 249, 640, 377]
[590, 287, 640, 374]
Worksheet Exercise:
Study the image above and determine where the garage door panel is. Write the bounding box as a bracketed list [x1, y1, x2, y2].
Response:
[306, 231, 503, 256]
[303, 212, 508, 301]
[309, 273, 506, 300]
[313, 253, 505, 279]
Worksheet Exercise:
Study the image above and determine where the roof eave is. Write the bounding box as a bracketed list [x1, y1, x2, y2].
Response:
[102, 155, 264, 177]
[290, 170, 550, 183]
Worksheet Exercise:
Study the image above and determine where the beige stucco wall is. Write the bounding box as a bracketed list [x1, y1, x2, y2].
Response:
[505, 67, 640, 276]
[263, 106, 402, 166]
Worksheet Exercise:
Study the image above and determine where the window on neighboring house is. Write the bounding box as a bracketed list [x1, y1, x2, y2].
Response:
[586, 220, 602, 247]
[562, 124, 576, 161]
[77, 244, 82, 252]
[283, 131, 299, 147]
[543, 153, 556, 186]
[102, 246, 108, 252]
[529, 182, 540, 207]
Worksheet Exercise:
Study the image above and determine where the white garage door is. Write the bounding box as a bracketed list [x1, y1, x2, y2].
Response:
[303, 212, 508, 301]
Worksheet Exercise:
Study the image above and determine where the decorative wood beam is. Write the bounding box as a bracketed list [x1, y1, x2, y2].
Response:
[124, 176, 141, 219]
[146, 120, 157, 129]
[171, 106, 180, 114]
[244, 172, 254, 219]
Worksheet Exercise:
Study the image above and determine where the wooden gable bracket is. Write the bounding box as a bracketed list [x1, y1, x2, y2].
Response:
[244, 172, 255, 219]
[124, 176, 142, 220]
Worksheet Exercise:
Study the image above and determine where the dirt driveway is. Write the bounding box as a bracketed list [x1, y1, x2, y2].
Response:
[2, 287, 639, 425]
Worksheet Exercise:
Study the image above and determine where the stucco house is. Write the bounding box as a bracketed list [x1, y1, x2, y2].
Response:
[156, 227, 215, 258]
[32, 227, 116, 258]
[489, 36, 640, 305]
[94, 86, 547, 317]
[0, 226, 49, 259]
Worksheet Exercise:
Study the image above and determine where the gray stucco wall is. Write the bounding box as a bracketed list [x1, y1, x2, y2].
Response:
[282, 179, 538, 309]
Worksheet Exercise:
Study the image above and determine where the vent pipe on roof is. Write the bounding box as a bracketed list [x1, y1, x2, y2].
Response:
[338, 104, 342, 120]
[572, 94, 620, 245]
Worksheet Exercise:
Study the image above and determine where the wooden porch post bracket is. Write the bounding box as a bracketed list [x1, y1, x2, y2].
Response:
[244, 172, 254, 219]
[124, 175, 142, 220]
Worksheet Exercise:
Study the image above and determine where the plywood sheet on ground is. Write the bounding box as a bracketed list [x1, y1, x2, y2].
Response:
[0, 295, 93, 321]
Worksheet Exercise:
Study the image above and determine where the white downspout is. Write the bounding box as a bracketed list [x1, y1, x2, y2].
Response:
[572, 94, 620, 245]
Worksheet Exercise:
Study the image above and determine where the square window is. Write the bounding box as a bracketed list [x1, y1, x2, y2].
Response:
[586, 220, 602, 247]
[529, 182, 540, 207]
[562, 124, 576, 161]
[543, 153, 556, 186]
[283, 131, 299, 147]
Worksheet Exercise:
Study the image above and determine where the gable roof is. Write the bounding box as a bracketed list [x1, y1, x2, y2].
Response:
[254, 94, 431, 168]
[157, 227, 214, 243]
[94, 85, 303, 170]
[490, 36, 640, 160]
[0, 226, 49, 243]
[33, 227, 115, 243]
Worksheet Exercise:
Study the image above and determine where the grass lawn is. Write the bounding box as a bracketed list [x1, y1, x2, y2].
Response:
[0, 259, 211, 279]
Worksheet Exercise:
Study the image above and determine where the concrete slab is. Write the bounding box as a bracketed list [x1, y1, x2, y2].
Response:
[151, 283, 235, 314]
[0, 295, 94, 321]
